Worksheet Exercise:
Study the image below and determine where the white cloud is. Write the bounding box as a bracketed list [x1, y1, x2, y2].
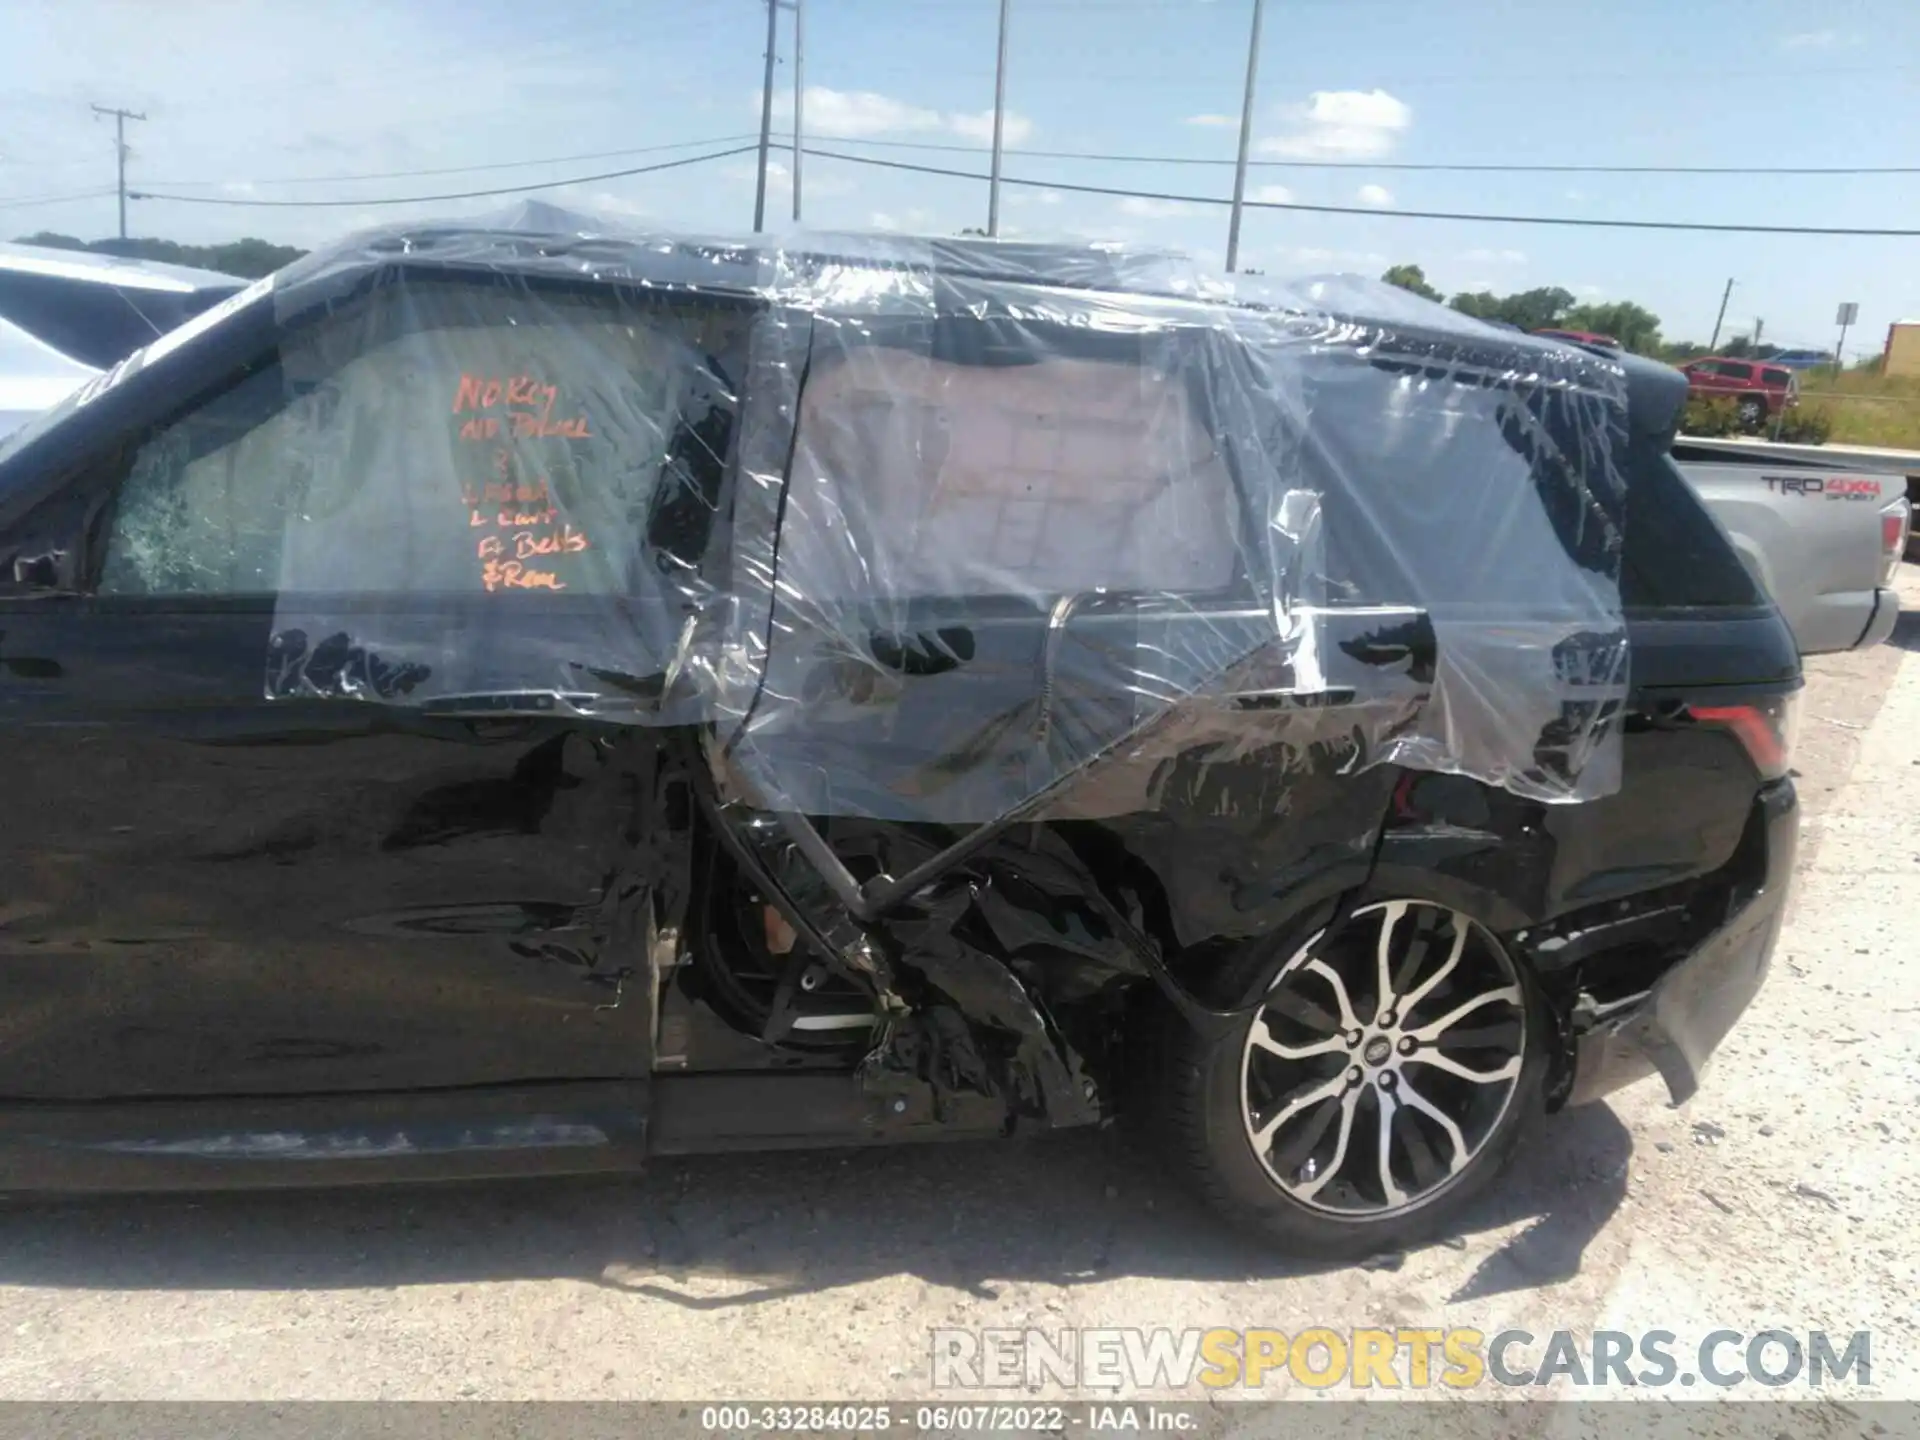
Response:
[1461, 247, 1528, 264]
[1780, 28, 1861, 49]
[766, 87, 1033, 145]
[1009, 189, 1064, 208]
[1249, 183, 1294, 204]
[869, 211, 901, 231]
[948, 109, 1035, 145]
[778, 87, 942, 138]
[1117, 196, 1192, 219]
[1259, 89, 1410, 160]
[1356, 183, 1393, 207]
[1183, 113, 1239, 128]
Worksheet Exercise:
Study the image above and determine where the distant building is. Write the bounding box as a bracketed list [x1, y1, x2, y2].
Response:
[1886, 321, 1920, 378]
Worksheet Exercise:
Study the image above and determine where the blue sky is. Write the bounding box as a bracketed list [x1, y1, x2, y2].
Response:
[2, 0, 1916, 354]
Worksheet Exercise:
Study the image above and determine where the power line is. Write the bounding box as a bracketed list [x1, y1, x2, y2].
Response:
[128, 144, 759, 209]
[798, 146, 1920, 236]
[0, 187, 117, 210]
[142, 134, 764, 189]
[813, 134, 1920, 176]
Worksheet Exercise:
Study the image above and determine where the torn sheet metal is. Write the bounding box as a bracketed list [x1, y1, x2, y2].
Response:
[236, 206, 1627, 812]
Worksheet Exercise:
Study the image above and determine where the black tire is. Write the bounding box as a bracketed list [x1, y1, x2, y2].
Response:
[1150, 897, 1548, 1259]
[1737, 396, 1766, 429]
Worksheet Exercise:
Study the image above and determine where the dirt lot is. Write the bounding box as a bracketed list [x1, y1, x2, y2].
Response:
[2, 574, 1917, 1405]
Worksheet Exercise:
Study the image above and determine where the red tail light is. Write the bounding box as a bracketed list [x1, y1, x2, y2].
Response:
[1686, 693, 1799, 780]
[1881, 500, 1910, 584]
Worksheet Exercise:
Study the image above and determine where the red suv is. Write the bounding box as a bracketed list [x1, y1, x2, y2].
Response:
[1680, 356, 1798, 429]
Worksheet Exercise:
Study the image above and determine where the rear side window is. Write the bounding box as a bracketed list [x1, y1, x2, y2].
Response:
[781, 319, 1241, 599]
[1619, 441, 1766, 609]
[1762, 367, 1791, 386]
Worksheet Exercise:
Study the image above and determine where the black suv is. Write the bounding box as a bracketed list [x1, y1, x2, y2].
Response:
[0, 222, 1798, 1257]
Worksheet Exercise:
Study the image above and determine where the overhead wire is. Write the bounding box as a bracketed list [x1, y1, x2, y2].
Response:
[810, 135, 1920, 176]
[128, 144, 761, 208]
[796, 146, 1920, 236]
[141, 133, 765, 189]
[0, 187, 118, 210]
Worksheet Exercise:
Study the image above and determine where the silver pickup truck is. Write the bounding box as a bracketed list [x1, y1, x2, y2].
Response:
[1672, 437, 1909, 655]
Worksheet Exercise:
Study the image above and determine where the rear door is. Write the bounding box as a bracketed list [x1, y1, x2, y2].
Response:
[0, 272, 742, 1100]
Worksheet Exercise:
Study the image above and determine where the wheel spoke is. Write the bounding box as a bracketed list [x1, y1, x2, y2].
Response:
[1436, 1021, 1523, 1051]
[1391, 910, 1436, 999]
[1263, 987, 1341, 1035]
[1270, 1082, 1343, 1176]
[1407, 983, 1520, 1044]
[1292, 1088, 1361, 1201]
[1252, 1072, 1347, 1150]
[1408, 1049, 1522, 1085]
[1397, 1077, 1471, 1175]
[1399, 920, 1469, 1016]
[1250, 1013, 1347, 1062]
[1373, 900, 1408, 1019]
[1375, 1088, 1407, 1208]
[1303, 958, 1361, 1032]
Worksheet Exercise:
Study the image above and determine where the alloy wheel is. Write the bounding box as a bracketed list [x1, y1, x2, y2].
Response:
[1238, 900, 1527, 1218]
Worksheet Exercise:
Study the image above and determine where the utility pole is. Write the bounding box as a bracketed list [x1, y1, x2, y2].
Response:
[753, 0, 780, 231]
[791, 0, 805, 223]
[91, 103, 146, 240]
[987, 0, 1011, 236]
[1224, 0, 1266, 273]
[1707, 277, 1735, 352]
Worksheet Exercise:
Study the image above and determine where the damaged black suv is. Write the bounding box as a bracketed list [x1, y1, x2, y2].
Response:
[0, 217, 1799, 1257]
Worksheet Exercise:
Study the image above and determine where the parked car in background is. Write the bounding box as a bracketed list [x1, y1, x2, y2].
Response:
[1680, 356, 1798, 429]
[0, 316, 97, 438]
[0, 220, 1803, 1259]
[1533, 327, 1620, 350]
[1763, 348, 1833, 371]
[0, 243, 245, 437]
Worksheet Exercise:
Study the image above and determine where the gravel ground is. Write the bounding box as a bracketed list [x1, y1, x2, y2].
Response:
[2, 573, 1917, 1406]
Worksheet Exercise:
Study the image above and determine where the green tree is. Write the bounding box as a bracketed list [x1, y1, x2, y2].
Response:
[1563, 299, 1663, 355]
[11, 231, 304, 279]
[1381, 263, 1442, 303]
[1449, 285, 1574, 332]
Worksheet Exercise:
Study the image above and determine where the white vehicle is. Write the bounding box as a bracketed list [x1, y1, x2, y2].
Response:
[0, 242, 245, 437]
[1674, 437, 1908, 655]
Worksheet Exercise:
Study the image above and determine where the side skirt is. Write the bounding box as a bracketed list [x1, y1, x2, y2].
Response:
[0, 1073, 1015, 1194]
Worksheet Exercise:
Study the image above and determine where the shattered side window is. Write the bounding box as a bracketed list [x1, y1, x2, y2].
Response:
[104, 279, 744, 613]
[204, 273, 748, 714]
[100, 361, 296, 595]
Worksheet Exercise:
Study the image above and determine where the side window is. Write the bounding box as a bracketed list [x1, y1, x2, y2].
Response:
[781, 319, 1241, 601]
[1718, 361, 1753, 381]
[98, 280, 744, 600]
[99, 360, 297, 595]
